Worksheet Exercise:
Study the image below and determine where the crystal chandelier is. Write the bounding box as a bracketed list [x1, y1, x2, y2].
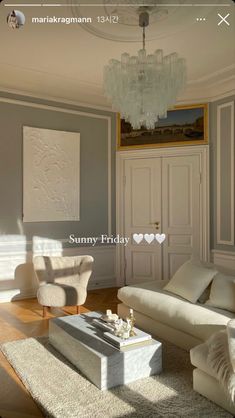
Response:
[103, 11, 186, 130]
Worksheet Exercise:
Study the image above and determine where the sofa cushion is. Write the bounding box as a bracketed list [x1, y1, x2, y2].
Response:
[163, 260, 217, 303]
[190, 343, 216, 378]
[118, 280, 234, 342]
[205, 273, 235, 313]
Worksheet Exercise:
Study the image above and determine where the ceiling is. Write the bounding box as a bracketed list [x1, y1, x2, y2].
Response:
[0, 0, 234, 109]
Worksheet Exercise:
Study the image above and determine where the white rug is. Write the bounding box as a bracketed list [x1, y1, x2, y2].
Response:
[1, 337, 232, 418]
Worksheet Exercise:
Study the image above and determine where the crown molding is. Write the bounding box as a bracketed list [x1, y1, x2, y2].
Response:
[178, 76, 235, 104]
[1, 70, 234, 112]
[207, 72, 235, 89]
[177, 89, 235, 105]
[209, 90, 235, 102]
[0, 87, 114, 114]
[1, 61, 234, 90]
[0, 58, 234, 110]
[188, 64, 235, 85]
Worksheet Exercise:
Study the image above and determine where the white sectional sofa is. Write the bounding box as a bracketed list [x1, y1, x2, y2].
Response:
[118, 279, 234, 351]
[117, 260, 235, 414]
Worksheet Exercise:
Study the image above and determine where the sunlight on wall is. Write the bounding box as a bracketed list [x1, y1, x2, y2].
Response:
[0, 234, 63, 302]
[0, 235, 27, 281]
[32, 236, 63, 256]
[0, 235, 63, 282]
[17, 218, 24, 236]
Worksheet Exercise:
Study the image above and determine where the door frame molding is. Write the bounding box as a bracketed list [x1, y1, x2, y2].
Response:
[116, 145, 210, 287]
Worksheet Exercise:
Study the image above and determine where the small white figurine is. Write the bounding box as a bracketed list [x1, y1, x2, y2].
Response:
[113, 318, 132, 339]
[102, 309, 119, 322]
[122, 319, 132, 339]
[114, 318, 124, 337]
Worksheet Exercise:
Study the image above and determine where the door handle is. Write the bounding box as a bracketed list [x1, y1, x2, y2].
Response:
[155, 222, 160, 230]
[150, 221, 160, 230]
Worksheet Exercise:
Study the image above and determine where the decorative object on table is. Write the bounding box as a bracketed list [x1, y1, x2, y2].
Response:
[122, 319, 132, 339]
[104, 9, 186, 130]
[103, 328, 152, 348]
[113, 318, 124, 337]
[33, 255, 94, 317]
[118, 103, 208, 149]
[127, 309, 137, 337]
[94, 315, 131, 340]
[101, 309, 119, 323]
[93, 311, 150, 347]
[113, 318, 132, 339]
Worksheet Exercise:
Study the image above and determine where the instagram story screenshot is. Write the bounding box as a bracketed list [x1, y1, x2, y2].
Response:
[0, 1, 235, 417]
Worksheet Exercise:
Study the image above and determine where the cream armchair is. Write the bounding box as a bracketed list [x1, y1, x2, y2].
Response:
[33, 255, 94, 317]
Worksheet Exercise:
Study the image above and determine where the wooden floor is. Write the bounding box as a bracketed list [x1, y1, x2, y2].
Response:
[0, 288, 119, 418]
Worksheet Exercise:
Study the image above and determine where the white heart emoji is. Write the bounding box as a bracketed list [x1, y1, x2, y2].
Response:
[144, 233, 155, 244]
[155, 233, 166, 244]
[133, 233, 144, 244]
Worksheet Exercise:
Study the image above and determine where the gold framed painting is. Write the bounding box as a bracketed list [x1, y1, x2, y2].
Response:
[117, 103, 208, 150]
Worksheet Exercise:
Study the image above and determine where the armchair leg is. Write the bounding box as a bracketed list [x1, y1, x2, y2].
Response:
[43, 306, 48, 318]
[76, 305, 81, 315]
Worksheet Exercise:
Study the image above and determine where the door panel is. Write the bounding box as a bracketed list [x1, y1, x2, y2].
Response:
[124, 158, 162, 284]
[131, 166, 153, 227]
[162, 155, 201, 280]
[132, 251, 155, 280]
[124, 154, 201, 284]
[168, 165, 192, 227]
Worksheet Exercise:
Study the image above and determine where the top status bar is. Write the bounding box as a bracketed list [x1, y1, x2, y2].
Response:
[3, 3, 233, 6]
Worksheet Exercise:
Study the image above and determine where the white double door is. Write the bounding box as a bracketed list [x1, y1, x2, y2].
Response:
[124, 155, 201, 285]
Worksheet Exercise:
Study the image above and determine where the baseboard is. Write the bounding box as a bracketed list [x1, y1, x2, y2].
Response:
[88, 278, 117, 290]
[211, 249, 235, 273]
[0, 282, 118, 303]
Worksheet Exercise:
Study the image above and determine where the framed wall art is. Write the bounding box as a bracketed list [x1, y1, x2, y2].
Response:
[118, 104, 208, 150]
[23, 126, 80, 222]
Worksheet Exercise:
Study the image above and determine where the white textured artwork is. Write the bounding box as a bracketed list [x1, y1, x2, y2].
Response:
[23, 126, 80, 222]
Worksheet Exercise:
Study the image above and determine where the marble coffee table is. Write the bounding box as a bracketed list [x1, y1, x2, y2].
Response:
[49, 311, 162, 390]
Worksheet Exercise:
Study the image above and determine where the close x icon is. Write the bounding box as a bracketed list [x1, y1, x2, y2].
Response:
[217, 13, 230, 26]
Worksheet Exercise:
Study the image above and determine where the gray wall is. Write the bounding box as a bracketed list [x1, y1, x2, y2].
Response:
[0, 92, 116, 247]
[0, 91, 234, 255]
[210, 95, 235, 252]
